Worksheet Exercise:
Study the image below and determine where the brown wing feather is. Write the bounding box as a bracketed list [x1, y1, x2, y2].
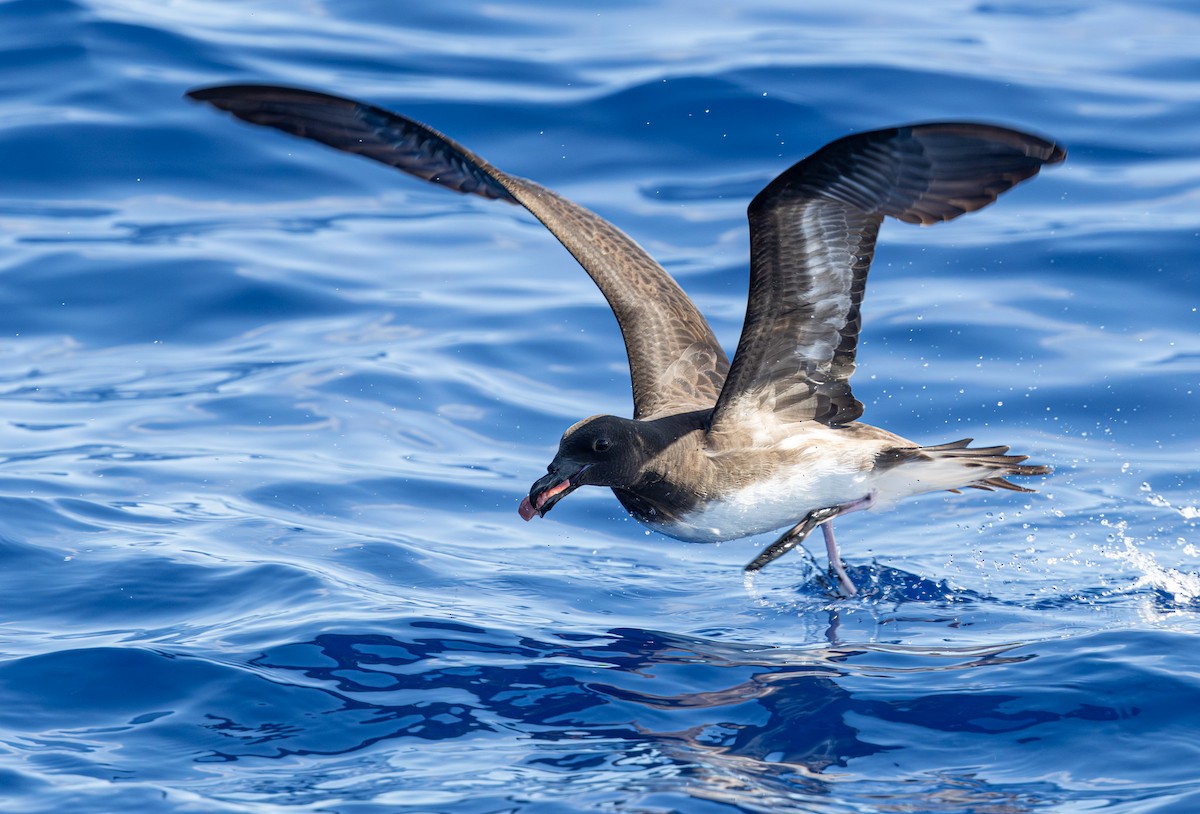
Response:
[710, 123, 1065, 433]
[187, 84, 729, 418]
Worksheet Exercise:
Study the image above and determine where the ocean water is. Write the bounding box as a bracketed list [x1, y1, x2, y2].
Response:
[1, 0, 1199, 811]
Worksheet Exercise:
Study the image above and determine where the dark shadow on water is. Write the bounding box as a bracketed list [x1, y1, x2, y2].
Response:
[226, 621, 1168, 811]
[228, 620, 1056, 805]
[237, 623, 887, 775]
[2, 621, 1193, 811]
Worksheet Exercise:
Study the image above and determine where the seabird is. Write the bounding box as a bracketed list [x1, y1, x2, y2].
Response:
[188, 85, 1065, 596]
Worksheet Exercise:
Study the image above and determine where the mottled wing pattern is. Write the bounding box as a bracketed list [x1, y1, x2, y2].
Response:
[188, 85, 729, 419]
[710, 123, 1065, 434]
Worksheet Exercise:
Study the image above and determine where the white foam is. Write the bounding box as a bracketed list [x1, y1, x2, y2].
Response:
[1098, 518, 1200, 605]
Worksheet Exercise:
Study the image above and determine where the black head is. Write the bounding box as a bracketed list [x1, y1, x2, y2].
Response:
[517, 414, 648, 520]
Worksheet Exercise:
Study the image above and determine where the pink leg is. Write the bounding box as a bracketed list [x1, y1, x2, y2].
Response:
[821, 522, 857, 597]
[820, 492, 873, 597]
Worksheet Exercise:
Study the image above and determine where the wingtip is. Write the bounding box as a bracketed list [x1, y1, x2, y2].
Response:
[1016, 131, 1067, 165]
[184, 83, 320, 110]
[185, 84, 244, 104]
[184, 84, 254, 111]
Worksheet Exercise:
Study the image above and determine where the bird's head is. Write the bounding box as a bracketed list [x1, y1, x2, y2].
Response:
[518, 414, 648, 520]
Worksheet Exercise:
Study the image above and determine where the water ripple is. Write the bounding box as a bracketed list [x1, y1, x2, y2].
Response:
[2, 0, 1199, 811]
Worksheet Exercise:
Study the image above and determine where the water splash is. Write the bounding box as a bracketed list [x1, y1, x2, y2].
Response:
[1098, 517, 1200, 605]
[1141, 481, 1200, 521]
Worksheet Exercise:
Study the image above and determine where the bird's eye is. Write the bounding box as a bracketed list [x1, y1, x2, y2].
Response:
[593, 438, 612, 453]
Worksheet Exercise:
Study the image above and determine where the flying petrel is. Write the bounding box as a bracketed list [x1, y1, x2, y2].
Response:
[189, 85, 1064, 595]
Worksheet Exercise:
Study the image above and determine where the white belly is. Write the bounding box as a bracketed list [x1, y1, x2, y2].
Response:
[648, 465, 875, 544]
[642, 438, 1001, 544]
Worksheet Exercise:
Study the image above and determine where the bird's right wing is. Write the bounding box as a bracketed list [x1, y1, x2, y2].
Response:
[188, 85, 730, 418]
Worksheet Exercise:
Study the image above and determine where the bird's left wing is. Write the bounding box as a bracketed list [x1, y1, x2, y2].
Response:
[709, 123, 1065, 434]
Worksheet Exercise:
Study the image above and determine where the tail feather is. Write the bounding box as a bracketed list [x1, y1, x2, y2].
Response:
[873, 438, 1050, 502]
[919, 437, 1051, 493]
[968, 476, 1037, 493]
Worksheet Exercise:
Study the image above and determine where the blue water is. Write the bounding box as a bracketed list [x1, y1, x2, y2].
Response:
[2, 0, 1199, 811]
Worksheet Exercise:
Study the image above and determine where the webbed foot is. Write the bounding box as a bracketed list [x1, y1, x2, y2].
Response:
[744, 504, 859, 597]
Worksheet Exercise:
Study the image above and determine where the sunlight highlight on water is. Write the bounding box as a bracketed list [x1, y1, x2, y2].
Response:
[1, 1, 1199, 812]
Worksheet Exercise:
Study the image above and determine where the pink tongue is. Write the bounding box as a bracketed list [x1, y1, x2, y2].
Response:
[518, 496, 537, 521]
[517, 478, 573, 521]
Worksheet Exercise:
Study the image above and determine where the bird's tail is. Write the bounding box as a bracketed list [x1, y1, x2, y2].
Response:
[918, 438, 1052, 493]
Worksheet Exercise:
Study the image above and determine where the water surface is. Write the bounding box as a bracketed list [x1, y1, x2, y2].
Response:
[1, 1, 1199, 811]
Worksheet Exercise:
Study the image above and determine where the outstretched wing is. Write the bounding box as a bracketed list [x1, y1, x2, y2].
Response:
[709, 123, 1065, 434]
[188, 85, 729, 419]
